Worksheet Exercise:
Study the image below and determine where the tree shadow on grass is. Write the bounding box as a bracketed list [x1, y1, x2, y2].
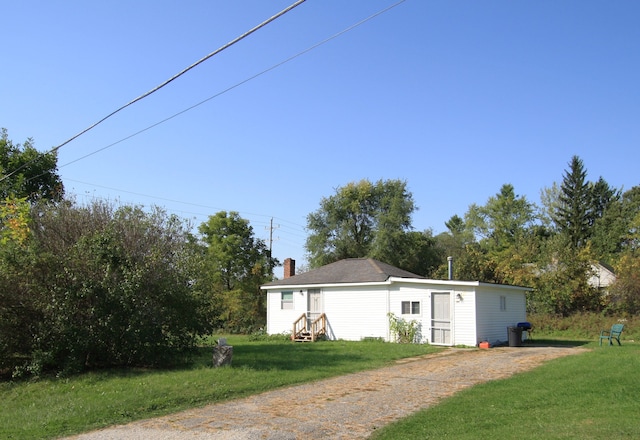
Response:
[522, 338, 591, 347]
[193, 341, 371, 371]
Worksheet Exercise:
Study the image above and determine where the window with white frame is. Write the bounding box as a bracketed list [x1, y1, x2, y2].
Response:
[281, 291, 293, 309]
[500, 295, 507, 311]
[401, 301, 420, 315]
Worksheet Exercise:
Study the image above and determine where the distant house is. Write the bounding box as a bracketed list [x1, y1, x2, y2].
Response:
[588, 262, 616, 290]
[261, 258, 530, 347]
[530, 261, 617, 291]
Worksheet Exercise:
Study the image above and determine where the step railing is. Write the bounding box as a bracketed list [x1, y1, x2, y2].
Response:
[292, 313, 327, 341]
[292, 313, 307, 341]
[310, 313, 327, 341]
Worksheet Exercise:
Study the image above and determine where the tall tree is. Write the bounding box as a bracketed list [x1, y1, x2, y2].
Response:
[466, 184, 536, 251]
[433, 215, 475, 279]
[534, 157, 617, 314]
[588, 177, 620, 227]
[198, 211, 274, 331]
[394, 229, 443, 277]
[0, 128, 63, 202]
[591, 186, 639, 262]
[459, 184, 538, 285]
[305, 179, 416, 269]
[607, 206, 640, 314]
[551, 155, 591, 249]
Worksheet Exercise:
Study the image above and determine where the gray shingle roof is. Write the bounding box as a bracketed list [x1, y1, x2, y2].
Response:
[263, 258, 425, 287]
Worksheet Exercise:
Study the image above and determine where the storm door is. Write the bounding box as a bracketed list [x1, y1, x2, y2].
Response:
[307, 288, 322, 329]
[431, 292, 451, 344]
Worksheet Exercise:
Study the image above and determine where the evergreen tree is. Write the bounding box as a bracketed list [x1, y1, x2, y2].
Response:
[552, 155, 591, 249]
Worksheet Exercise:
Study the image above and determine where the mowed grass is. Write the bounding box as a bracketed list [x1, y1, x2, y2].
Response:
[0, 336, 439, 439]
[370, 341, 640, 439]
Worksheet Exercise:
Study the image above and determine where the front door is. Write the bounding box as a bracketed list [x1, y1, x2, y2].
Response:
[308, 289, 322, 328]
[431, 292, 451, 345]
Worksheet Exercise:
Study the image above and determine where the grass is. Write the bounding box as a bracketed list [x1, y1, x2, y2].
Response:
[370, 340, 640, 439]
[0, 336, 439, 439]
[527, 312, 639, 341]
[4, 318, 638, 440]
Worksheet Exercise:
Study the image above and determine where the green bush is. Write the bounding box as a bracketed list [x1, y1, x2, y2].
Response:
[1, 200, 211, 377]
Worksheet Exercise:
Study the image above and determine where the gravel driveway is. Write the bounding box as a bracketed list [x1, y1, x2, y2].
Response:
[67, 345, 585, 440]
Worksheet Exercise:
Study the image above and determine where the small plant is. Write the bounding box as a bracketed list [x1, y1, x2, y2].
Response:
[247, 329, 291, 342]
[361, 337, 385, 342]
[388, 313, 420, 344]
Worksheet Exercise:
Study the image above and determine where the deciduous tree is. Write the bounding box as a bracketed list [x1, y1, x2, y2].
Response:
[198, 211, 274, 332]
[305, 179, 416, 268]
[0, 128, 63, 202]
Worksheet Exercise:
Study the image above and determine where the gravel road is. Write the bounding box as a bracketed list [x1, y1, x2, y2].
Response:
[66, 345, 585, 440]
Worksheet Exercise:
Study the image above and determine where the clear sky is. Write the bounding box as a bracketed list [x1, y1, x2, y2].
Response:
[2, 1, 639, 277]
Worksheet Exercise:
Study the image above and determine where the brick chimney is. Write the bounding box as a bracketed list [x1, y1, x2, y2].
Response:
[284, 258, 295, 278]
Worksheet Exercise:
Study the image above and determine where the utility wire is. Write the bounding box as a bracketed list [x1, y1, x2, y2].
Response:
[0, 0, 306, 184]
[57, 0, 407, 170]
[21, 0, 407, 201]
[66, 179, 308, 237]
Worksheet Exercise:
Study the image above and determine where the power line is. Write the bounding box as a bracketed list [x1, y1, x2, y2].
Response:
[0, 0, 307, 185]
[65, 179, 309, 239]
[55, 0, 407, 170]
[19, 0, 407, 186]
[66, 178, 287, 223]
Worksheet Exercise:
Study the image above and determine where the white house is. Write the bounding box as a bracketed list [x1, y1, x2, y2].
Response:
[588, 262, 616, 290]
[261, 258, 530, 347]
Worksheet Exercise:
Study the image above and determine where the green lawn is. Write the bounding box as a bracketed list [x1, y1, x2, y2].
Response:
[4, 336, 638, 440]
[0, 336, 439, 439]
[370, 341, 640, 439]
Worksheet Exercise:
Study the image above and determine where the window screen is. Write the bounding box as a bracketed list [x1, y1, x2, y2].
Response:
[281, 291, 293, 309]
[401, 301, 420, 315]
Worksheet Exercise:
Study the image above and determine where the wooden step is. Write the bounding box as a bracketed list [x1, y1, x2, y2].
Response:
[294, 331, 313, 342]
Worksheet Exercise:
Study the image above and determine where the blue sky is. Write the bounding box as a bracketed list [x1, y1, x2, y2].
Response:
[2, 1, 639, 277]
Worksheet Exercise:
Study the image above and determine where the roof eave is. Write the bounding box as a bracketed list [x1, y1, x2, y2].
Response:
[260, 280, 393, 290]
[261, 277, 533, 291]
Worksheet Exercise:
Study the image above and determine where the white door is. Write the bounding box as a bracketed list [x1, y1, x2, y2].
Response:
[431, 292, 451, 345]
[308, 289, 322, 327]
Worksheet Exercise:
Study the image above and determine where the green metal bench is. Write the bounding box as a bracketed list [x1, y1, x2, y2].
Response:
[599, 323, 624, 346]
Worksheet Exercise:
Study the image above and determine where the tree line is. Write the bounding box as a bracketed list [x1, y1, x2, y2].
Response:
[1, 130, 273, 377]
[1, 128, 638, 376]
[305, 158, 640, 318]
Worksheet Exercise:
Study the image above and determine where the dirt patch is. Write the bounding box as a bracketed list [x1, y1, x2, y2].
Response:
[67, 346, 587, 440]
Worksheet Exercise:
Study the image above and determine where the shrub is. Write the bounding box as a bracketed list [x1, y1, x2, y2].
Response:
[1, 200, 211, 377]
[247, 329, 291, 342]
[388, 313, 420, 343]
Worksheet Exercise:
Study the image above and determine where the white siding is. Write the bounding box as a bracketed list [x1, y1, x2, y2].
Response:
[589, 264, 616, 289]
[452, 287, 477, 346]
[389, 285, 428, 343]
[266, 288, 307, 335]
[266, 285, 390, 341]
[475, 286, 526, 345]
[264, 280, 528, 347]
[322, 285, 389, 341]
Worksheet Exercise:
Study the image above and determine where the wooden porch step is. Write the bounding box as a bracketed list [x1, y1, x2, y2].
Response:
[294, 331, 313, 342]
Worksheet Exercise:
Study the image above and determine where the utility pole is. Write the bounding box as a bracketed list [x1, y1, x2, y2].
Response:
[266, 218, 279, 272]
[269, 218, 274, 258]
